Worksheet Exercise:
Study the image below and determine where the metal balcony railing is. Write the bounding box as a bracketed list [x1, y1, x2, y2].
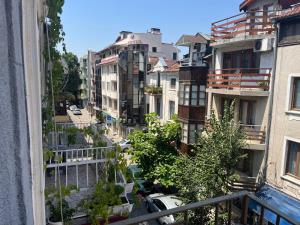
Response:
[241, 124, 266, 144]
[109, 191, 298, 225]
[211, 11, 277, 41]
[207, 68, 272, 91]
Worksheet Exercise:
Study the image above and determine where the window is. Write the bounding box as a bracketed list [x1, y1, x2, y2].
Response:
[108, 98, 112, 108]
[112, 81, 117, 92]
[239, 100, 256, 125]
[107, 82, 110, 91]
[152, 47, 157, 53]
[184, 85, 190, 105]
[291, 77, 300, 110]
[102, 96, 107, 106]
[146, 103, 150, 113]
[191, 85, 198, 106]
[170, 78, 176, 89]
[182, 123, 188, 143]
[189, 124, 204, 144]
[169, 101, 175, 119]
[279, 18, 300, 45]
[113, 100, 117, 110]
[199, 85, 206, 106]
[156, 98, 161, 116]
[153, 199, 167, 211]
[102, 81, 105, 90]
[113, 65, 117, 73]
[286, 140, 300, 178]
[173, 52, 177, 60]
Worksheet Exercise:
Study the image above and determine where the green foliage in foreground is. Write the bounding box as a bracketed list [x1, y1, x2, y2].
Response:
[175, 101, 247, 203]
[128, 113, 181, 187]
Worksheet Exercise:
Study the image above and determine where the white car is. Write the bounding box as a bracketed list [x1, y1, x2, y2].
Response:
[73, 109, 82, 115]
[69, 105, 78, 111]
[119, 139, 131, 151]
[145, 193, 184, 224]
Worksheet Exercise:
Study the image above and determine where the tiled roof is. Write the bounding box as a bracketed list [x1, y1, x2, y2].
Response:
[276, 4, 300, 19]
[165, 62, 180, 72]
[148, 56, 159, 65]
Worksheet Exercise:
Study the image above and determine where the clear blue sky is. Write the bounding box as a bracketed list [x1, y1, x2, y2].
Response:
[61, 0, 242, 57]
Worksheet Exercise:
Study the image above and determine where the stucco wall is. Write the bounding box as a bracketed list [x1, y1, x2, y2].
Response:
[267, 44, 300, 199]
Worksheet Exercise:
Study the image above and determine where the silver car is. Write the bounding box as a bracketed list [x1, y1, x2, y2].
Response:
[145, 193, 184, 224]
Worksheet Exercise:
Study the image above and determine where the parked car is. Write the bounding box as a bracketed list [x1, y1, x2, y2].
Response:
[73, 109, 82, 115]
[127, 165, 153, 196]
[119, 139, 131, 151]
[69, 105, 78, 111]
[145, 193, 184, 225]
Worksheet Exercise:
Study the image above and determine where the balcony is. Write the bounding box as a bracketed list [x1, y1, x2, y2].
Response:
[108, 191, 298, 225]
[241, 124, 266, 150]
[207, 68, 271, 96]
[211, 11, 276, 43]
[144, 85, 162, 95]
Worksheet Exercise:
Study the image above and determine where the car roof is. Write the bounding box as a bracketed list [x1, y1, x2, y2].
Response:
[151, 194, 183, 209]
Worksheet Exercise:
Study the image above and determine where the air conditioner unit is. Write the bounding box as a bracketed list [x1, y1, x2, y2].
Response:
[254, 38, 273, 52]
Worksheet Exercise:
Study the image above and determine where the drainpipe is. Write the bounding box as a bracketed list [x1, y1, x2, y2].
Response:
[263, 22, 279, 183]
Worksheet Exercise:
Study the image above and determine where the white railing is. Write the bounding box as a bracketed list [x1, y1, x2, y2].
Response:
[46, 146, 116, 167]
[56, 122, 94, 130]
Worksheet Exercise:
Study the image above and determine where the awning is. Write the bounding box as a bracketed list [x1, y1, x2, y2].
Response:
[100, 55, 118, 65]
[249, 185, 300, 225]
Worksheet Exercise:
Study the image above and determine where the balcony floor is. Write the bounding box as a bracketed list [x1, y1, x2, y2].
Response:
[206, 88, 269, 97]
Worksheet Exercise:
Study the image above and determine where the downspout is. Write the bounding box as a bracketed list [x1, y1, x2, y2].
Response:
[263, 22, 279, 183]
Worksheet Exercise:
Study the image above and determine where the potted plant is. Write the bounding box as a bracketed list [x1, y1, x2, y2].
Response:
[45, 185, 77, 225]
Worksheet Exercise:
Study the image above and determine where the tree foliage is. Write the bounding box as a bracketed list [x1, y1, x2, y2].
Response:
[62, 52, 81, 103]
[175, 101, 247, 202]
[128, 113, 181, 187]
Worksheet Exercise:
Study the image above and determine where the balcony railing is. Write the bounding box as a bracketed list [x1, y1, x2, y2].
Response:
[144, 85, 162, 95]
[241, 124, 266, 144]
[109, 191, 298, 225]
[211, 11, 277, 41]
[207, 68, 271, 91]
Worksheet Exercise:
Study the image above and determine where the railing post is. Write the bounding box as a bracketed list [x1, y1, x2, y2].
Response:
[259, 206, 264, 225]
[275, 215, 280, 225]
[227, 200, 232, 225]
[241, 195, 249, 225]
[184, 210, 189, 225]
[215, 204, 219, 225]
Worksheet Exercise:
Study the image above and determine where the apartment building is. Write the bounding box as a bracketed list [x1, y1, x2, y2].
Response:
[99, 28, 179, 137]
[146, 57, 180, 123]
[176, 33, 211, 152]
[79, 55, 89, 107]
[266, 4, 300, 200]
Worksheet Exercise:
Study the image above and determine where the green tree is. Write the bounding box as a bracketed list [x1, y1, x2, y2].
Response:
[175, 101, 247, 202]
[128, 113, 181, 187]
[62, 52, 82, 104]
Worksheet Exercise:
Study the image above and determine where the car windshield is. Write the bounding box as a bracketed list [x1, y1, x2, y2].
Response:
[119, 140, 128, 144]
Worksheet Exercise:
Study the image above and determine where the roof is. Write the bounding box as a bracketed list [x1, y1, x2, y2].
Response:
[240, 0, 256, 11]
[100, 55, 118, 65]
[275, 4, 300, 20]
[176, 33, 210, 46]
[165, 62, 180, 72]
[148, 56, 159, 66]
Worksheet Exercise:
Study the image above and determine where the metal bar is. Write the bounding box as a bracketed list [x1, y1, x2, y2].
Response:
[215, 204, 219, 225]
[227, 200, 232, 225]
[184, 210, 189, 225]
[241, 195, 249, 225]
[76, 164, 79, 189]
[259, 206, 264, 225]
[65, 165, 68, 186]
[86, 163, 89, 187]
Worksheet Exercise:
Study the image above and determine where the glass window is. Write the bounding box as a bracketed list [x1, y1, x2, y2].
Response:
[169, 101, 175, 119]
[286, 140, 300, 178]
[182, 123, 188, 143]
[173, 52, 177, 60]
[152, 47, 157, 53]
[292, 78, 300, 110]
[179, 84, 184, 105]
[170, 78, 176, 89]
[191, 85, 198, 106]
[184, 85, 190, 106]
[199, 85, 206, 106]
[188, 124, 203, 144]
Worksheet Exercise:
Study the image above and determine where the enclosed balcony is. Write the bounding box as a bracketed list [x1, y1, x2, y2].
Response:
[207, 68, 271, 96]
[211, 11, 276, 43]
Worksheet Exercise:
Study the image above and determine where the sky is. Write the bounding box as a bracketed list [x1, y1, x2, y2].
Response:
[61, 0, 242, 58]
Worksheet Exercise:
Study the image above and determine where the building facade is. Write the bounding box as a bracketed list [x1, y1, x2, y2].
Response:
[79, 55, 89, 107]
[176, 33, 211, 152]
[146, 57, 180, 123]
[99, 28, 179, 137]
[266, 5, 300, 199]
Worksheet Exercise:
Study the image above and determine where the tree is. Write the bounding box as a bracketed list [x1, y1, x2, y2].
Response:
[62, 52, 81, 104]
[128, 113, 181, 187]
[175, 101, 247, 202]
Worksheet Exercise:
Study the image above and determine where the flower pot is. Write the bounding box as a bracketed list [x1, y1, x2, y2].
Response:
[48, 220, 63, 225]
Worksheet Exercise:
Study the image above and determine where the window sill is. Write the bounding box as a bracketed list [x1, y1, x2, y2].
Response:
[285, 110, 300, 121]
[281, 175, 300, 186]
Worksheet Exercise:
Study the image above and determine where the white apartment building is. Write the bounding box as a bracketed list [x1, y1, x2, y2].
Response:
[79, 55, 89, 107]
[146, 57, 179, 123]
[99, 28, 179, 136]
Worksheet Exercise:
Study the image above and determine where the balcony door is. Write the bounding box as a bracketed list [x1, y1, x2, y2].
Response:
[239, 100, 256, 125]
[223, 50, 260, 73]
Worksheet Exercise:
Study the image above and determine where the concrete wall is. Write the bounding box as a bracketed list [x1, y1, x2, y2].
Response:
[267, 44, 300, 199]
[0, 0, 45, 224]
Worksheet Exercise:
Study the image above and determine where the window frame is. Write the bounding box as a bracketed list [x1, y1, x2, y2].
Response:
[286, 74, 300, 116]
[170, 78, 176, 90]
[152, 47, 157, 53]
[284, 138, 300, 179]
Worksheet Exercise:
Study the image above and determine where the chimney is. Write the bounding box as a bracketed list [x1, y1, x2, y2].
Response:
[150, 28, 161, 34]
